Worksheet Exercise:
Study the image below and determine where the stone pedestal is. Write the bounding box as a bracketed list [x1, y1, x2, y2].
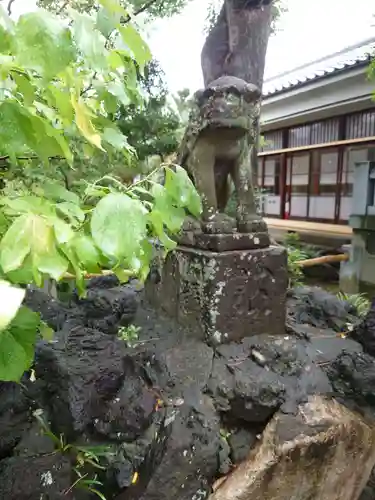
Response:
[145, 244, 288, 345]
[178, 231, 270, 252]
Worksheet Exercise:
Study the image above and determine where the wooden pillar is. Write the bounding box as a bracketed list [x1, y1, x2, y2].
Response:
[335, 115, 347, 224]
[280, 152, 287, 218]
[307, 149, 314, 221]
[280, 129, 289, 219]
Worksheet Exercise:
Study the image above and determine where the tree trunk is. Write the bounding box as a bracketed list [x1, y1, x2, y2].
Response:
[201, 0, 274, 184]
[201, 0, 273, 87]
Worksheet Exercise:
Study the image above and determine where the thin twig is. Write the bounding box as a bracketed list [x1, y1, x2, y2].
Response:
[6, 0, 16, 16]
[0, 154, 64, 162]
[125, 165, 163, 192]
[63, 270, 114, 280]
[37, 0, 69, 16]
[57, 164, 72, 191]
[56, 0, 69, 16]
[103, 0, 161, 47]
[80, 79, 95, 97]
[80, 74, 116, 97]
[63, 473, 88, 496]
[123, 0, 161, 24]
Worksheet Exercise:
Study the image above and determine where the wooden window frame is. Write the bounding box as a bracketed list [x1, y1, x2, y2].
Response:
[259, 107, 375, 224]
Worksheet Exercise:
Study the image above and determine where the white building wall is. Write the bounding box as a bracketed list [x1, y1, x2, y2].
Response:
[261, 68, 374, 131]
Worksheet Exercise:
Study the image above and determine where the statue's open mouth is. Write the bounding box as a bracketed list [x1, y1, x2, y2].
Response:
[201, 119, 249, 138]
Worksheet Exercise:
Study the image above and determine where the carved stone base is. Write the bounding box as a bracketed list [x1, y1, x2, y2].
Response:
[145, 245, 288, 345]
[179, 231, 270, 251]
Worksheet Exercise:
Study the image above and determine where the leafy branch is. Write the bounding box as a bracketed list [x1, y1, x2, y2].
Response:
[48, 0, 163, 22]
[0, 0, 202, 382]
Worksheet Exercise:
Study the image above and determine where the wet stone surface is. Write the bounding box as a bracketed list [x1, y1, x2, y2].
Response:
[145, 245, 288, 345]
[1, 280, 375, 499]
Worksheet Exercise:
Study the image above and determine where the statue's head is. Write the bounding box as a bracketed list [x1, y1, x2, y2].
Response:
[192, 76, 261, 135]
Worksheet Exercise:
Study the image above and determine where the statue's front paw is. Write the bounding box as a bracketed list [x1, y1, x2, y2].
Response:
[181, 216, 202, 233]
[237, 216, 268, 234]
[202, 213, 236, 234]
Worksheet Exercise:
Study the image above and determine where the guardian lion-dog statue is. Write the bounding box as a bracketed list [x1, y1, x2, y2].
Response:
[177, 75, 268, 236]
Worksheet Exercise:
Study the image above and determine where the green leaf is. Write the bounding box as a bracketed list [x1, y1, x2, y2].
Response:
[0, 6, 15, 53]
[14, 11, 75, 79]
[27, 216, 69, 280]
[12, 72, 35, 106]
[107, 50, 125, 71]
[98, 0, 128, 15]
[96, 6, 119, 38]
[0, 211, 9, 235]
[0, 214, 32, 272]
[100, 88, 119, 113]
[119, 25, 151, 70]
[113, 267, 132, 283]
[33, 247, 68, 281]
[52, 218, 75, 244]
[0, 196, 55, 217]
[42, 182, 80, 205]
[147, 210, 177, 251]
[0, 213, 68, 281]
[103, 127, 129, 150]
[151, 183, 186, 232]
[6, 255, 35, 285]
[0, 4, 14, 32]
[107, 81, 131, 107]
[72, 234, 101, 273]
[0, 101, 37, 158]
[0, 101, 72, 162]
[84, 185, 109, 199]
[70, 10, 108, 71]
[0, 306, 40, 382]
[0, 27, 12, 53]
[137, 239, 153, 282]
[56, 202, 85, 226]
[164, 166, 202, 218]
[59, 242, 85, 294]
[71, 96, 104, 150]
[91, 193, 147, 261]
[39, 321, 54, 341]
[81, 487, 107, 500]
[41, 119, 73, 165]
[48, 86, 74, 124]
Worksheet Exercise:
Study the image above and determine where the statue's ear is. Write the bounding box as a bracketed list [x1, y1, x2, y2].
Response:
[244, 83, 261, 102]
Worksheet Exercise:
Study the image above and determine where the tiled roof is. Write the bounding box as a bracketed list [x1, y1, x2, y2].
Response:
[262, 38, 375, 97]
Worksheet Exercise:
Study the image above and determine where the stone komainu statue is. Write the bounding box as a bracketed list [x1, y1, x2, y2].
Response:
[177, 75, 266, 234]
